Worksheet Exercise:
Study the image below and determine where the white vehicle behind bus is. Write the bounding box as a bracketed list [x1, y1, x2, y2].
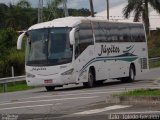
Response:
[17, 17, 149, 91]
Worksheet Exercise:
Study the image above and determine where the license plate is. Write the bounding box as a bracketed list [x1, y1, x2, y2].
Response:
[44, 79, 53, 84]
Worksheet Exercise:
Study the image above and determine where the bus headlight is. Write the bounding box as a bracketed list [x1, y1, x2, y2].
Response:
[61, 68, 74, 75]
[26, 73, 35, 78]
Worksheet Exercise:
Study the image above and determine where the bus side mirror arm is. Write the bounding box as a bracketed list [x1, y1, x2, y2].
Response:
[69, 28, 76, 45]
[17, 32, 26, 50]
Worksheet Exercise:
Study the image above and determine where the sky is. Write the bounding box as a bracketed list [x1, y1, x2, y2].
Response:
[0, 0, 126, 12]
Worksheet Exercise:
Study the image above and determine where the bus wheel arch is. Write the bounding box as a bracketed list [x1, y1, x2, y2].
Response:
[83, 66, 96, 88]
[90, 66, 96, 80]
[130, 63, 136, 76]
[121, 63, 136, 83]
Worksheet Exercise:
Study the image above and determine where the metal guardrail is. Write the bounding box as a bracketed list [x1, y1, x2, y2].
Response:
[0, 76, 25, 92]
[149, 57, 160, 62]
[0, 76, 25, 84]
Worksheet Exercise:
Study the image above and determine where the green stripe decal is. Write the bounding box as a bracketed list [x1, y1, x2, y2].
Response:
[123, 45, 135, 53]
[80, 55, 138, 74]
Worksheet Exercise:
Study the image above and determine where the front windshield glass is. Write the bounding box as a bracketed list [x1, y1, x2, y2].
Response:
[26, 28, 72, 66]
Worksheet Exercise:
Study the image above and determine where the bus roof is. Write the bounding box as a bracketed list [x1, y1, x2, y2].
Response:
[28, 17, 143, 31]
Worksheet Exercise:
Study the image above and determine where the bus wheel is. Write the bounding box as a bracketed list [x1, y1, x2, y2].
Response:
[45, 86, 55, 91]
[128, 65, 135, 82]
[84, 69, 95, 88]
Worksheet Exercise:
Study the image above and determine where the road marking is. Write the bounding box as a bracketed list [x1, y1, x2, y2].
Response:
[19, 86, 160, 100]
[21, 91, 119, 100]
[73, 105, 131, 115]
[0, 85, 159, 105]
[0, 96, 98, 106]
[0, 104, 53, 111]
[0, 89, 131, 104]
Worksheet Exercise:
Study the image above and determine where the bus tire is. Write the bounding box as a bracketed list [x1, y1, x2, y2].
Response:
[121, 65, 135, 82]
[128, 65, 135, 82]
[45, 86, 55, 91]
[120, 65, 136, 83]
[83, 69, 95, 88]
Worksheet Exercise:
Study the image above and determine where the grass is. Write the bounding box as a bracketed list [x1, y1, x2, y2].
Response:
[0, 81, 33, 93]
[119, 89, 160, 97]
[149, 61, 160, 68]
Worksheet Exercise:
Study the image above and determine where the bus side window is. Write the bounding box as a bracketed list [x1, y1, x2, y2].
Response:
[140, 25, 146, 42]
[119, 24, 124, 42]
[78, 23, 94, 54]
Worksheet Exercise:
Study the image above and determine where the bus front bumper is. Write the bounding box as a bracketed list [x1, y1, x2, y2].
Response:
[26, 75, 73, 87]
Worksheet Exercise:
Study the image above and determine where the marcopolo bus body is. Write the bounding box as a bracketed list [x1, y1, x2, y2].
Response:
[17, 17, 149, 91]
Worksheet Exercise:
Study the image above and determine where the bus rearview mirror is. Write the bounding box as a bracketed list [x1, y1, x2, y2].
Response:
[69, 28, 76, 45]
[17, 32, 26, 50]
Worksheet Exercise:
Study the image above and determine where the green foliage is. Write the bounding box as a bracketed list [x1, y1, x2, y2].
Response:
[148, 30, 160, 58]
[69, 8, 90, 17]
[120, 89, 160, 97]
[0, 3, 37, 30]
[123, 0, 160, 34]
[0, 1, 91, 30]
[44, 8, 91, 21]
[6, 48, 25, 76]
[17, 0, 31, 8]
[0, 4, 8, 28]
[0, 29, 25, 77]
[0, 28, 17, 57]
[150, 61, 160, 68]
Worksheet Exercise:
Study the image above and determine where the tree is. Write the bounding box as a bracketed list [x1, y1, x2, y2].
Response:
[46, 0, 69, 20]
[0, 4, 8, 28]
[17, 0, 31, 8]
[4, 3, 35, 30]
[47, 0, 63, 20]
[123, 0, 160, 35]
[5, 4, 17, 29]
[48, 0, 62, 20]
[0, 29, 25, 77]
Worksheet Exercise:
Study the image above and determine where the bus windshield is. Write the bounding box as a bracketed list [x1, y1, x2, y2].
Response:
[26, 28, 72, 66]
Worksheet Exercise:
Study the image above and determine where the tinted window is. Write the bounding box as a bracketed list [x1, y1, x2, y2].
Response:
[75, 23, 94, 58]
[109, 23, 119, 42]
[93, 22, 145, 43]
[93, 22, 110, 42]
[130, 24, 146, 42]
[118, 23, 125, 42]
[26, 28, 72, 66]
[139, 24, 146, 42]
[121, 24, 131, 42]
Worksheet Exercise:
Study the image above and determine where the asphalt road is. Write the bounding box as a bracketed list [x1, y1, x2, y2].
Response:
[0, 68, 160, 120]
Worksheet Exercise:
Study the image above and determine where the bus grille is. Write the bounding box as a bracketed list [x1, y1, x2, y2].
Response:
[141, 58, 148, 69]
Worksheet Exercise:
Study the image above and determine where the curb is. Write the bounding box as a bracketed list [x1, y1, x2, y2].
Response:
[106, 95, 160, 105]
[153, 79, 160, 85]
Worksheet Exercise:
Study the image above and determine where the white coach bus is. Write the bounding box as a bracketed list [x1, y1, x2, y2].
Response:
[17, 17, 149, 91]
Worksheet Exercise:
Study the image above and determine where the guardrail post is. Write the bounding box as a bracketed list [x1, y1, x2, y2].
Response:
[11, 66, 15, 85]
[3, 83, 7, 92]
[12, 66, 14, 77]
